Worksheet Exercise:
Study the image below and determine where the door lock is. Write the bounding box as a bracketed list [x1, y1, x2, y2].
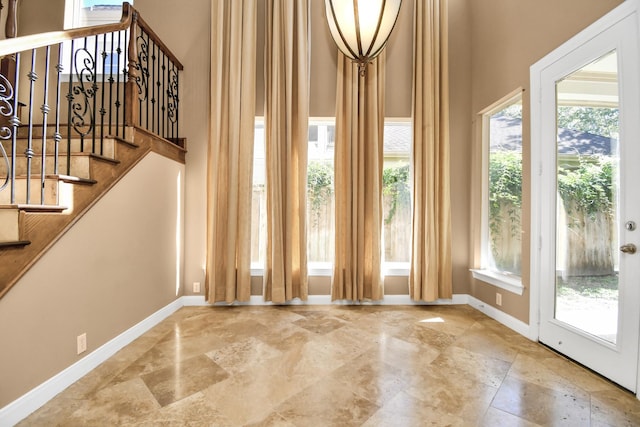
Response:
[626, 221, 637, 231]
[620, 243, 637, 254]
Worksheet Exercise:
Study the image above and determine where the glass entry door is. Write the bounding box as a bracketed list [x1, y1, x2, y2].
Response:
[554, 50, 620, 345]
[534, 10, 640, 392]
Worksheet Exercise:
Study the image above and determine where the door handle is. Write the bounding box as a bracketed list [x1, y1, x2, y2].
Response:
[620, 243, 637, 254]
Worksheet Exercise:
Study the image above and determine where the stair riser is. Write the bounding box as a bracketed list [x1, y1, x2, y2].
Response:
[0, 178, 59, 205]
[1, 138, 115, 157]
[1, 156, 92, 179]
[0, 208, 20, 242]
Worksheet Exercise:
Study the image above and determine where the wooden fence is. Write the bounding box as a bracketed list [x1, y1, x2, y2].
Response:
[491, 199, 616, 277]
[250, 187, 412, 264]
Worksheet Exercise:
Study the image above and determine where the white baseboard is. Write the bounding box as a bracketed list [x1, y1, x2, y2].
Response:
[467, 295, 536, 340]
[181, 295, 209, 306]
[182, 294, 469, 306]
[0, 298, 183, 427]
[1, 292, 534, 426]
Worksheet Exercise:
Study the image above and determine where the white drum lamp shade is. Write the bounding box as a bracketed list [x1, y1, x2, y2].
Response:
[325, 0, 402, 74]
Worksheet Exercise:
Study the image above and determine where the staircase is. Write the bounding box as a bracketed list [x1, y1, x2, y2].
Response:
[0, 3, 185, 298]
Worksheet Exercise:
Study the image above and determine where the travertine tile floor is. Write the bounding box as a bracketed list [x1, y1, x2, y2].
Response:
[19, 305, 640, 426]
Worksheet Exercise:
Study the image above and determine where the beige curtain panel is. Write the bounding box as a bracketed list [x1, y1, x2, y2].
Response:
[206, 0, 257, 303]
[263, 0, 310, 303]
[410, 0, 453, 301]
[332, 53, 386, 302]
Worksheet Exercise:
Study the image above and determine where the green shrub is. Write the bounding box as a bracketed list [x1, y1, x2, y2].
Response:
[557, 156, 614, 217]
[307, 161, 334, 227]
[382, 164, 411, 224]
[489, 151, 522, 242]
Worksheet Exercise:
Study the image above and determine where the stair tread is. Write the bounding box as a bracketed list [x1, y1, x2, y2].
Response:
[113, 136, 139, 148]
[90, 153, 120, 164]
[58, 174, 98, 185]
[16, 204, 68, 212]
[0, 240, 31, 248]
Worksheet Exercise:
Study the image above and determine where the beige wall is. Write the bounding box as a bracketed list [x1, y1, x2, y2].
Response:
[17, 0, 65, 36]
[134, 0, 211, 296]
[448, 0, 473, 295]
[467, 0, 623, 322]
[0, 153, 184, 407]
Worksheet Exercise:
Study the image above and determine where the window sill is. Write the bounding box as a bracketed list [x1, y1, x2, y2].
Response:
[383, 262, 410, 276]
[250, 262, 333, 277]
[250, 262, 411, 277]
[470, 269, 524, 295]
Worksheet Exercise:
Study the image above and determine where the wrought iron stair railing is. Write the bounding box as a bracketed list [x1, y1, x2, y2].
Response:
[0, 2, 182, 207]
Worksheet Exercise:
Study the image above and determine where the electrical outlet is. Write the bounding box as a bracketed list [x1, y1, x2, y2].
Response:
[193, 282, 201, 293]
[496, 292, 502, 306]
[77, 333, 87, 355]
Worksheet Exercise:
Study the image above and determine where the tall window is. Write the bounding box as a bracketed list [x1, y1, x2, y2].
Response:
[251, 120, 413, 274]
[383, 121, 411, 268]
[480, 92, 523, 281]
[250, 119, 336, 271]
[251, 120, 266, 268]
[307, 120, 335, 268]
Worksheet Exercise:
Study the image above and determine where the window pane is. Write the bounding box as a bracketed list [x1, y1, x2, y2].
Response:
[82, 0, 129, 6]
[487, 100, 522, 276]
[555, 50, 620, 342]
[78, 0, 129, 27]
[307, 121, 335, 264]
[251, 122, 266, 267]
[383, 122, 411, 263]
[104, 52, 119, 75]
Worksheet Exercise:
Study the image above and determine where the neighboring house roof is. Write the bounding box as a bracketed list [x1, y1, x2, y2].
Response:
[557, 128, 614, 156]
[490, 114, 522, 151]
[490, 113, 615, 156]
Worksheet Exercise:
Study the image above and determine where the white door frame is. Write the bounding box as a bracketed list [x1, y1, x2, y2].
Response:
[530, 0, 640, 397]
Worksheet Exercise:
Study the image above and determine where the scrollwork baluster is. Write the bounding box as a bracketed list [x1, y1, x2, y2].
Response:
[166, 65, 178, 141]
[0, 73, 15, 140]
[135, 30, 149, 129]
[0, 70, 12, 190]
[70, 38, 97, 146]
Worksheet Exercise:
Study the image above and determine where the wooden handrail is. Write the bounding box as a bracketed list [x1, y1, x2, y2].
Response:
[0, 3, 183, 69]
[0, 3, 132, 57]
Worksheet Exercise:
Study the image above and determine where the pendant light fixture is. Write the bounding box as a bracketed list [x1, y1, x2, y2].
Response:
[325, 0, 402, 75]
